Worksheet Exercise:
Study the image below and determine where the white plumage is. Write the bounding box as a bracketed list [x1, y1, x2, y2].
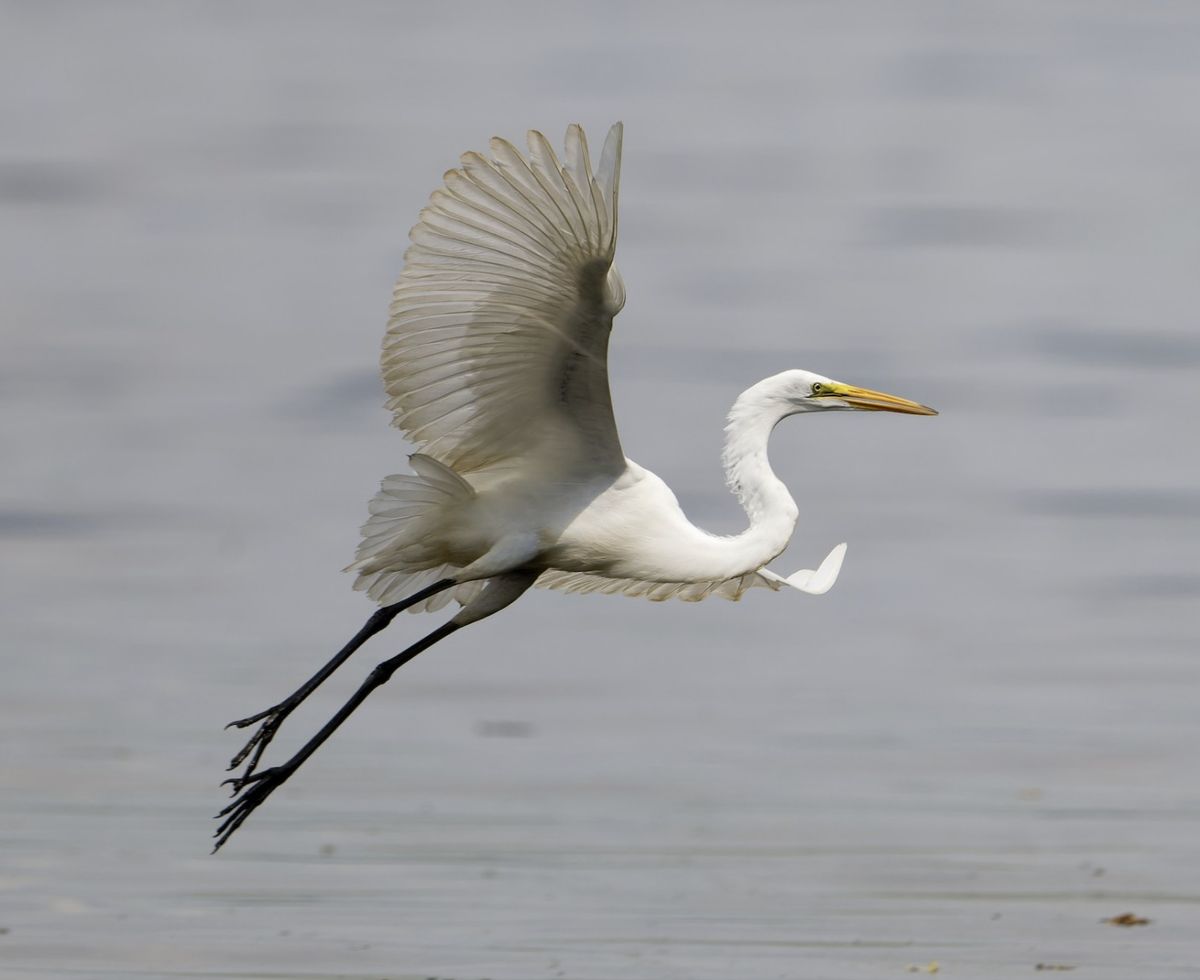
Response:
[215, 122, 935, 852]
[345, 122, 892, 611]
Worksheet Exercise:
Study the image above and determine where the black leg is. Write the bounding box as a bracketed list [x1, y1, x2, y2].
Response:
[225, 578, 455, 780]
[213, 619, 460, 853]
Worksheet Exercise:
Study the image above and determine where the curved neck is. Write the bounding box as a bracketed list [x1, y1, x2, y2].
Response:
[719, 390, 799, 566]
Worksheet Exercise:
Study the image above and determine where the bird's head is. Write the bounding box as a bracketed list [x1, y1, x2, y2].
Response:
[754, 369, 938, 417]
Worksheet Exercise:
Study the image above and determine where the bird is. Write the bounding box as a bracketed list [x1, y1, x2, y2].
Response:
[214, 122, 936, 851]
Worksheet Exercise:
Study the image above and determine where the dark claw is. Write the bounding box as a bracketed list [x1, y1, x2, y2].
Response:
[224, 703, 295, 779]
[224, 706, 275, 730]
[220, 769, 264, 794]
[212, 765, 292, 852]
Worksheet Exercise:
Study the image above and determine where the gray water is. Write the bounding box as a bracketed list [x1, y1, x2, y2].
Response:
[3, 3, 1199, 978]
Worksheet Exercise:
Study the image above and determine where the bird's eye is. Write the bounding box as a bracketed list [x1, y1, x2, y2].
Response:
[811, 383, 825, 395]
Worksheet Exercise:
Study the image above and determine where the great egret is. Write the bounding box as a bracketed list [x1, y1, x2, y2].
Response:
[214, 122, 936, 852]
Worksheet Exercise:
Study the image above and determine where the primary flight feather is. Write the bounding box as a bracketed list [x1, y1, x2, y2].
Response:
[215, 122, 936, 851]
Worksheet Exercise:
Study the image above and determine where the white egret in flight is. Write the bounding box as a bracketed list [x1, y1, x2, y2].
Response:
[214, 122, 936, 851]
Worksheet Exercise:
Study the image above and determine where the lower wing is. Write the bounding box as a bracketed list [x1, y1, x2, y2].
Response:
[535, 543, 846, 602]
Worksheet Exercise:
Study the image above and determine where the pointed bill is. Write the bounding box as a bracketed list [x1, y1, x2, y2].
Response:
[825, 383, 937, 415]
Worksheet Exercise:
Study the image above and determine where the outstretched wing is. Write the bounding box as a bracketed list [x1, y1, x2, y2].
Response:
[382, 123, 627, 476]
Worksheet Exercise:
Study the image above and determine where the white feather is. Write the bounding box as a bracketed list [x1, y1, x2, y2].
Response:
[758, 542, 848, 597]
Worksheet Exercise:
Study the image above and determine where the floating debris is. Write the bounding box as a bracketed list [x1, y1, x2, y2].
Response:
[1103, 912, 1150, 927]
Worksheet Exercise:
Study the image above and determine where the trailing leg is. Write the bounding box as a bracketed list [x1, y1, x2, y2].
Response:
[225, 578, 455, 779]
[213, 572, 536, 853]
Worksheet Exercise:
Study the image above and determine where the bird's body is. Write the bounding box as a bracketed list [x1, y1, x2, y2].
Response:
[352, 381, 811, 600]
[214, 121, 936, 851]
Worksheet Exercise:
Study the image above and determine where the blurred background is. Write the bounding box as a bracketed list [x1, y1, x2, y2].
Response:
[2, 3, 1198, 978]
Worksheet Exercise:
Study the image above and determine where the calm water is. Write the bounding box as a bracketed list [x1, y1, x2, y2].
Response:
[3, 4, 1199, 978]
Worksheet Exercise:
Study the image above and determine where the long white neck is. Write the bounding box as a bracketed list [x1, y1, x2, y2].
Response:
[717, 388, 800, 569]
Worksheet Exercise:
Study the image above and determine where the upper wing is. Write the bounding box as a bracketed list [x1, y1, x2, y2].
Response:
[382, 123, 627, 476]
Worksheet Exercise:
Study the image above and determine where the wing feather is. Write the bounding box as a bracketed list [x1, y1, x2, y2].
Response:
[535, 568, 782, 603]
[383, 123, 626, 475]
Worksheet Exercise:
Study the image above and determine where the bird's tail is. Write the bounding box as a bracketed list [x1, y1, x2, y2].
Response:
[345, 454, 483, 610]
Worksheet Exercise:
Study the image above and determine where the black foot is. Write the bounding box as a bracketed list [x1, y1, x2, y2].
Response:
[213, 765, 294, 852]
[225, 702, 296, 780]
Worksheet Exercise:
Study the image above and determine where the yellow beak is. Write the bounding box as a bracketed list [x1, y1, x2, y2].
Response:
[824, 383, 938, 416]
